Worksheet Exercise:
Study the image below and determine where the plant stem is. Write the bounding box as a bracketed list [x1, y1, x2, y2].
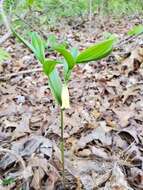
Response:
[60, 108, 65, 185]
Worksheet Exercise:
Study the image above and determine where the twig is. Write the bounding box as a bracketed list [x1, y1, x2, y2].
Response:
[0, 67, 42, 80]
[116, 33, 143, 48]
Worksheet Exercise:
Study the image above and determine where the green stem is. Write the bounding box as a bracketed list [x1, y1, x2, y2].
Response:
[60, 108, 65, 185]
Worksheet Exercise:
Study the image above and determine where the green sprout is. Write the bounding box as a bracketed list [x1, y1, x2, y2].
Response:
[13, 29, 116, 185]
[1, 177, 15, 186]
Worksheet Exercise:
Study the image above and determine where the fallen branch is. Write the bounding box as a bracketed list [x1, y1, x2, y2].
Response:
[0, 67, 42, 80]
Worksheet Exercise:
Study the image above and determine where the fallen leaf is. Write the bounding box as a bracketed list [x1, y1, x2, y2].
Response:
[104, 163, 134, 190]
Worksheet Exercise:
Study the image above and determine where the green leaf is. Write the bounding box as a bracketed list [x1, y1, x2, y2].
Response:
[0, 48, 10, 63]
[12, 29, 45, 64]
[76, 36, 116, 63]
[43, 59, 58, 76]
[30, 32, 45, 64]
[54, 45, 75, 70]
[48, 69, 62, 105]
[62, 47, 78, 82]
[128, 25, 143, 36]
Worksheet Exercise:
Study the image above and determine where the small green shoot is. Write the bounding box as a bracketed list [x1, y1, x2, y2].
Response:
[1, 178, 15, 186]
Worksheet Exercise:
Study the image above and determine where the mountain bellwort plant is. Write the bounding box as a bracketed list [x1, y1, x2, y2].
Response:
[13, 29, 116, 185]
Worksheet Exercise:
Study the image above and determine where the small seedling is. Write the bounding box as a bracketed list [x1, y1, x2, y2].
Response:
[1, 177, 15, 186]
[13, 29, 116, 185]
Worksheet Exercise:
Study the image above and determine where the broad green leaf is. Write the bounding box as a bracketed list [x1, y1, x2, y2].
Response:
[12, 29, 45, 64]
[62, 47, 78, 82]
[43, 59, 58, 76]
[76, 36, 116, 63]
[0, 48, 10, 63]
[30, 32, 45, 64]
[54, 45, 75, 70]
[128, 25, 143, 36]
[48, 69, 62, 105]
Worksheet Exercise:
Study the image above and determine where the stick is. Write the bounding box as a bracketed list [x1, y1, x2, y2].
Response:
[0, 67, 42, 80]
[115, 33, 143, 48]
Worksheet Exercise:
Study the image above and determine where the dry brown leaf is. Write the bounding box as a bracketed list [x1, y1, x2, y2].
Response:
[77, 122, 112, 149]
[80, 174, 94, 190]
[91, 146, 109, 159]
[121, 47, 143, 73]
[93, 171, 111, 188]
[31, 167, 45, 190]
[122, 84, 141, 103]
[129, 168, 143, 189]
[29, 156, 59, 190]
[113, 107, 135, 127]
[104, 163, 133, 190]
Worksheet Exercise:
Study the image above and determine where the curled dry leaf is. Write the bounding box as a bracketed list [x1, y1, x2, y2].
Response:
[118, 126, 140, 144]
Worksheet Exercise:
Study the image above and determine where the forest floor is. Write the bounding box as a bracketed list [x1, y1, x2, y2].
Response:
[0, 15, 143, 190]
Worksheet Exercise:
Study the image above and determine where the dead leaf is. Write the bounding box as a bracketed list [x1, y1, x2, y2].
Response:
[31, 167, 45, 190]
[77, 122, 112, 148]
[91, 146, 109, 159]
[104, 163, 134, 190]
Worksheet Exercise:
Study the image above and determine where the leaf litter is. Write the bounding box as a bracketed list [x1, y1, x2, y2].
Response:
[0, 16, 143, 189]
